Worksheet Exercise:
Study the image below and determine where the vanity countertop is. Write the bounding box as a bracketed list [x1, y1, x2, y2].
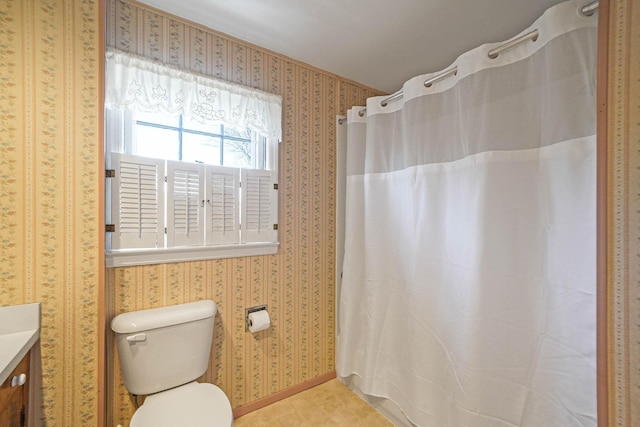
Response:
[0, 302, 40, 385]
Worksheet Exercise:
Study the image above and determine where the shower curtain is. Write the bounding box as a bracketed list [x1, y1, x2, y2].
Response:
[337, 1, 598, 426]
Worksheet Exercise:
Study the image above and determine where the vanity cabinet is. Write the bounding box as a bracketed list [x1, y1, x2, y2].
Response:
[0, 350, 30, 427]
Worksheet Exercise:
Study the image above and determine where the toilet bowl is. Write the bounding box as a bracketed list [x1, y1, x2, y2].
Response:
[111, 300, 233, 427]
[131, 382, 233, 427]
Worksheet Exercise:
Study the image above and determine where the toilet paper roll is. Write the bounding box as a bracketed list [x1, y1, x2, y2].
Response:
[248, 310, 270, 333]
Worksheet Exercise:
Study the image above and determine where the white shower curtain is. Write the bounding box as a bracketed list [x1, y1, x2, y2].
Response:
[337, 1, 598, 426]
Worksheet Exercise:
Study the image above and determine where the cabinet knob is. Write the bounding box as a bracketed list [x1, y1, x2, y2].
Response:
[10, 373, 27, 387]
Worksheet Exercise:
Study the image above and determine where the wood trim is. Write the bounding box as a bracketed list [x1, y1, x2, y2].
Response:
[232, 371, 337, 419]
[98, 0, 106, 425]
[596, 1, 610, 426]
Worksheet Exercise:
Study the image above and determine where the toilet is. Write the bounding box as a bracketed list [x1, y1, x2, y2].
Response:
[111, 300, 233, 427]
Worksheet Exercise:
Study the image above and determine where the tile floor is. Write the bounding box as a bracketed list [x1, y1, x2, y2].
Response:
[233, 379, 394, 427]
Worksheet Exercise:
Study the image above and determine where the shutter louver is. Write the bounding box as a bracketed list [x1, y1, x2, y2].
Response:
[206, 166, 240, 244]
[167, 161, 204, 247]
[111, 153, 165, 249]
[242, 169, 278, 243]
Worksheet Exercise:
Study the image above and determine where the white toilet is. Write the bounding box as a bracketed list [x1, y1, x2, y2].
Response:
[111, 300, 233, 427]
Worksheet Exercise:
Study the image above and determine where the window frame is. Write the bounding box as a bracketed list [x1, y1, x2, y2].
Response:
[105, 112, 279, 268]
[104, 49, 282, 267]
[105, 242, 278, 267]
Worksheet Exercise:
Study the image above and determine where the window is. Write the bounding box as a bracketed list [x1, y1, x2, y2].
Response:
[104, 48, 282, 267]
[134, 112, 264, 169]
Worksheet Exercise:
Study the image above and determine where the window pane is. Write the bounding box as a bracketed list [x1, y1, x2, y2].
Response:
[135, 125, 180, 161]
[183, 133, 222, 165]
[183, 117, 221, 134]
[224, 126, 251, 140]
[223, 140, 252, 168]
[136, 111, 180, 127]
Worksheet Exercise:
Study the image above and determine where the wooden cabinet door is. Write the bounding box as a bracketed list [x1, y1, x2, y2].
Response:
[0, 351, 30, 427]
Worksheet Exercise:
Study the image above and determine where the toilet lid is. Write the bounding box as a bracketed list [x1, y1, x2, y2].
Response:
[131, 382, 233, 427]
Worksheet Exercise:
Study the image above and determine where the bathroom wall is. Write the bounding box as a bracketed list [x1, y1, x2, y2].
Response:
[0, 0, 103, 425]
[0, 1, 638, 426]
[104, 0, 383, 424]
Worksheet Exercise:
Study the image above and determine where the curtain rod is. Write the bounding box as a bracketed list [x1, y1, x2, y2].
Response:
[351, 0, 599, 118]
[487, 29, 539, 59]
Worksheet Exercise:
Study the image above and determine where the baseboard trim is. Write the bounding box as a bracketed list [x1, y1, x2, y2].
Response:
[232, 371, 337, 418]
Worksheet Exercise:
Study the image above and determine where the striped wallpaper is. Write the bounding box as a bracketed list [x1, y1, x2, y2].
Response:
[603, 1, 640, 425]
[0, 0, 103, 425]
[104, 0, 382, 424]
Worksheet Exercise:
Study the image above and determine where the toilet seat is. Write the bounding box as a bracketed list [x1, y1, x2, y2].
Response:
[130, 382, 233, 427]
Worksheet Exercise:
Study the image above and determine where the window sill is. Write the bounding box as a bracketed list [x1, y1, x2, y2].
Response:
[106, 242, 279, 267]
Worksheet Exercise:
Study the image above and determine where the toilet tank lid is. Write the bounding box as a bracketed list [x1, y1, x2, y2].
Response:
[111, 300, 217, 334]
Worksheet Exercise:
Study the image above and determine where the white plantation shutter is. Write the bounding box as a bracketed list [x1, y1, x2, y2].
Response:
[111, 153, 165, 249]
[167, 161, 204, 246]
[205, 166, 240, 244]
[241, 169, 277, 243]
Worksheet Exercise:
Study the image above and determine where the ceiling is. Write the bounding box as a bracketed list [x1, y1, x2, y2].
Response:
[138, 0, 568, 93]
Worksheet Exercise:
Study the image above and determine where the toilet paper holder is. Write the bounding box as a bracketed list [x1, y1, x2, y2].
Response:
[245, 304, 267, 332]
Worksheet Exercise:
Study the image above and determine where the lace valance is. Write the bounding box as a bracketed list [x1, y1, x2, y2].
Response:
[105, 48, 282, 140]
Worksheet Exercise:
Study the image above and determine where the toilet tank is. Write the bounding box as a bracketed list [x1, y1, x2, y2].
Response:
[111, 300, 217, 396]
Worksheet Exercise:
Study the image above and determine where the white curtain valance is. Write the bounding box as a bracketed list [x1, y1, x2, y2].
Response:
[105, 48, 282, 141]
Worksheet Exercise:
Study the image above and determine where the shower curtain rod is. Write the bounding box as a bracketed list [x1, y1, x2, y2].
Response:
[350, 0, 599, 118]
